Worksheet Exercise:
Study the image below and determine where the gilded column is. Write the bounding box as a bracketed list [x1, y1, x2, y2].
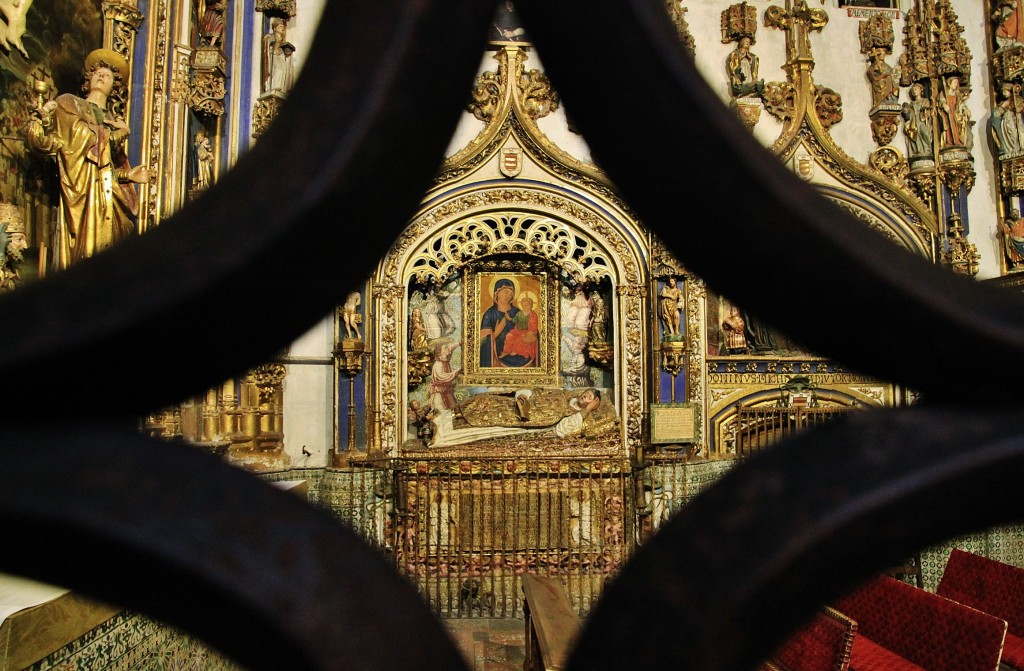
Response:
[102, 0, 144, 123]
[166, 45, 193, 215]
[138, 0, 172, 232]
[373, 282, 404, 456]
[617, 283, 647, 463]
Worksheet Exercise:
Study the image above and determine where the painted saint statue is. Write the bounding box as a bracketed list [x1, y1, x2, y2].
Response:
[25, 49, 150, 270]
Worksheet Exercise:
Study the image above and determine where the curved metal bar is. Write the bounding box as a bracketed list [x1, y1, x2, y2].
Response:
[515, 0, 1024, 403]
[0, 2, 1019, 671]
[0, 0, 494, 419]
[0, 423, 470, 671]
[568, 407, 1024, 671]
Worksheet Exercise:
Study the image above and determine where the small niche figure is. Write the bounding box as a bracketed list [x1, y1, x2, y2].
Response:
[937, 76, 972, 150]
[427, 341, 461, 414]
[721, 306, 748, 355]
[342, 291, 362, 339]
[193, 127, 213, 190]
[659, 277, 684, 338]
[1002, 209, 1024, 270]
[866, 47, 898, 109]
[0, 208, 27, 293]
[196, 0, 226, 47]
[263, 18, 295, 94]
[992, 82, 1024, 158]
[409, 307, 430, 351]
[902, 83, 934, 161]
[726, 36, 764, 99]
[589, 291, 608, 343]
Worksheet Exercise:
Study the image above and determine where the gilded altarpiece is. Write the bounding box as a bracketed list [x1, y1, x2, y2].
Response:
[361, 36, 657, 613]
[389, 206, 634, 461]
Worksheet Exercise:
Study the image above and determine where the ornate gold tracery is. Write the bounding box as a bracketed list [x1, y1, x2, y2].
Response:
[406, 211, 616, 285]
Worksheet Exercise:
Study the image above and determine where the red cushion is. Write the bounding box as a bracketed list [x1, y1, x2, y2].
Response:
[850, 636, 925, 671]
[769, 608, 855, 671]
[1002, 632, 1024, 668]
[938, 549, 1024, 638]
[834, 575, 1006, 671]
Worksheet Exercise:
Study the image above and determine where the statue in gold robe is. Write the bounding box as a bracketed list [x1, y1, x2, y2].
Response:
[25, 49, 150, 271]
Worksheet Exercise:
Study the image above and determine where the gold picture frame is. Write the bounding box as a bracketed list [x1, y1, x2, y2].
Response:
[462, 268, 559, 386]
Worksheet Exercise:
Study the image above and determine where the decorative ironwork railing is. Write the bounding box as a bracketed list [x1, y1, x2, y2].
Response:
[736, 405, 859, 457]
[2, 1, 1024, 670]
[392, 460, 631, 618]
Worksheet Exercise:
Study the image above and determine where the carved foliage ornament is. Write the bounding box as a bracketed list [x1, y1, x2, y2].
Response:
[869, 110, 901, 146]
[252, 95, 283, 139]
[0, 203, 25, 293]
[255, 0, 294, 18]
[992, 47, 1024, 85]
[664, 0, 696, 58]
[901, 0, 971, 84]
[869, 146, 909, 185]
[1001, 157, 1024, 193]
[170, 51, 191, 104]
[466, 53, 559, 123]
[650, 235, 685, 279]
[764, 1, 827, 62]
[252, 363, 287, 403]
[468, 70, 501, 122]
[190, 69, 227, 117]
[142, 0, 171, 230]
[517, 69, 559, 120]
[942, 215, 980, 277]
[405, 212, 614, 286]
[934, 0, 971, 80]
[814, 87, 843, 131]
[763, 81, 797, 123]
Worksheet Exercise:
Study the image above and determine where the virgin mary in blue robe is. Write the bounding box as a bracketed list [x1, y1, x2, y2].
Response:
[479, 278, 530, 367]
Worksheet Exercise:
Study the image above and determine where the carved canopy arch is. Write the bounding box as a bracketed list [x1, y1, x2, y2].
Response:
[818, 185, 934, 258]
[384, 185, 644, 287]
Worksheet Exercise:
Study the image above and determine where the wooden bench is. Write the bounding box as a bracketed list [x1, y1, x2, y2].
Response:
[522, 575, 581, 671]
[833, 575, 1007, 671]
[937, 549, 1024, 670]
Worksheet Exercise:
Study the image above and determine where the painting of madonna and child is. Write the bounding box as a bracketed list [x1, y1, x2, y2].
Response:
[405, 271, 617, 453]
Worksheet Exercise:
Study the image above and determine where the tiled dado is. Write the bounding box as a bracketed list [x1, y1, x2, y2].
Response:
[260, 464, 1024, 596]
[24, 611, 238, 671]
[920, 526, 1024, 592]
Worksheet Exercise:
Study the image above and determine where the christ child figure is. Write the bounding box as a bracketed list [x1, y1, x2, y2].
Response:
[501, 294, 539, 365]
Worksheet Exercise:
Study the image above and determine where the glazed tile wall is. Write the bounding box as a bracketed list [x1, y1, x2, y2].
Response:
[24, 463, 1024, 670]
[23, 611, 238, 671]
